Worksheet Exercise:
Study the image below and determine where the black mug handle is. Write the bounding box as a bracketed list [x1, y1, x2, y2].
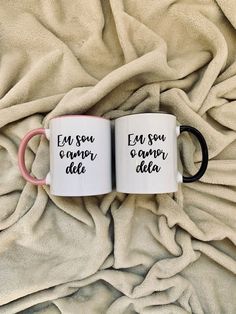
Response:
[179, 126, 208, 183]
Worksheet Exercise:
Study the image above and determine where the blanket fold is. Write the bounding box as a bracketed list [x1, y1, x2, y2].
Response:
[0, 1, 235, 313]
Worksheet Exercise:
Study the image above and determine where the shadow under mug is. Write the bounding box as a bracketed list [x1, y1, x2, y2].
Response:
[115, 113, 208, 194]
[18, 115, 112, 196]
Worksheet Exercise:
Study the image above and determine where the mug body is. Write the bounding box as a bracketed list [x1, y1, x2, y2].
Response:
[49, 116, 112, 196]
[115, 113, 178, 194]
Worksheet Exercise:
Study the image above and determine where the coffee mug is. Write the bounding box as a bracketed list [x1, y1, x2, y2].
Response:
[115, 113, 208, 194]
[18, 116, 112, 196]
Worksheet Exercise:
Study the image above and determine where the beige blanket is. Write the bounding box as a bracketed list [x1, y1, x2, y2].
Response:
[0, 0, 236, 313]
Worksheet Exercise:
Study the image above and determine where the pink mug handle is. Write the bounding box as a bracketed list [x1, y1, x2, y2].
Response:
[18, 128, 48, 185]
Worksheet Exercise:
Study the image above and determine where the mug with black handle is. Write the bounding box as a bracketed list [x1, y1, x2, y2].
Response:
[115, 112, 208, 194]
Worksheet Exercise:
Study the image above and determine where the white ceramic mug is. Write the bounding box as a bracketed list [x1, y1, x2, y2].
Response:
[115, 113, 208, 194]
[18, 116, 112, 196]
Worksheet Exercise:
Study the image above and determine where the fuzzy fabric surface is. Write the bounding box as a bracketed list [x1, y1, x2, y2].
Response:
[0, 1, 236, 313]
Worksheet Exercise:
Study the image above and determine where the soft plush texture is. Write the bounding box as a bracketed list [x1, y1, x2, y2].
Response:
[0, 0, 236, 313]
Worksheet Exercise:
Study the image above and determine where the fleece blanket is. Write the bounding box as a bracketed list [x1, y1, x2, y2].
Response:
[0, 0, 236, 313]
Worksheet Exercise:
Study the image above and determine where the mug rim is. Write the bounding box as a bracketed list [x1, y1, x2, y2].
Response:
[115, 112, 174, 120]
[50, 115, 108, 121]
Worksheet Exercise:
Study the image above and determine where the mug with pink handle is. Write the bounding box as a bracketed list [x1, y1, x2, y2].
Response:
[18, 115, 112, 196]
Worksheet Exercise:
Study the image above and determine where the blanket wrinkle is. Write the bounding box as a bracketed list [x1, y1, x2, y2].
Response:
[0, 0, 236, 313]
[89, 82, 161, 120]
[192, 240, 236, 274]
[216, 0, 236, 30]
